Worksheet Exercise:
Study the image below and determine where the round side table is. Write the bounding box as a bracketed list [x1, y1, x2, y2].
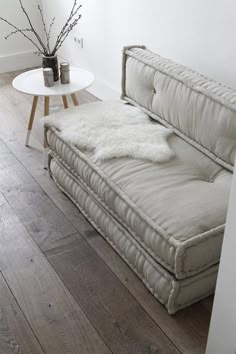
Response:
[13, 67, 94, 167]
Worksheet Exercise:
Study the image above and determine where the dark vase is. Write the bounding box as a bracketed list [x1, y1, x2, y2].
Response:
[42, 55, 59, 82]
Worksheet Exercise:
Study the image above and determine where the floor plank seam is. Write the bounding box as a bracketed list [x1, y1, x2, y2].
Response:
[0, 271, 47, 354]
[43, 232, 81, 255]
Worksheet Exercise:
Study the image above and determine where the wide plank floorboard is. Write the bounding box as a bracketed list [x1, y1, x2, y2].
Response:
[0, 273, 44, 354]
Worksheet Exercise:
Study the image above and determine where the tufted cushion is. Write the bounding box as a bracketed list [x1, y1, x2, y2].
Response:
[121, 46, 236, 171]
[46, 127, 232, 280]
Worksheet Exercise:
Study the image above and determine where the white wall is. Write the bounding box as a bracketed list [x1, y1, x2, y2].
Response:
[41, 0, 236, 99]
[206, 163, 236, 354]
[0, 0, 43, 73]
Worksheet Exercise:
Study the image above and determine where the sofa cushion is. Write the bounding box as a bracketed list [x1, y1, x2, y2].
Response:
[46, 127, 232, 280]
[49, 154, 218, 314]
[122, 46, 236, 171]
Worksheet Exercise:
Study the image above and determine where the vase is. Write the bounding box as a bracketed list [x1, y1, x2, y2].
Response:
[42, 55, 59, 82]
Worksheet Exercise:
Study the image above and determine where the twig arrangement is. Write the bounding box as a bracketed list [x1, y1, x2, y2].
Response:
[0, 0, 82, 56]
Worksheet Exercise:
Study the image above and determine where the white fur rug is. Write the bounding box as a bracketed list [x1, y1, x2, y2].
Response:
[43, 100, 175, 163]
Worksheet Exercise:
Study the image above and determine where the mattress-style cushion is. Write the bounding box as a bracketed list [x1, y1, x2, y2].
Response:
[49, 154, 218, 314]
[46, 127, 232, 280]
[122, 46, 236, 171]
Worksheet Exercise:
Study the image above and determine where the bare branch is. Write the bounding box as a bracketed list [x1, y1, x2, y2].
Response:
[52, 15, 81, 55]
[0, 16, 44, 54]
[47, 16, 56, 49]
[0, 0, 82, 57]
[37, 5, 50, 52]
[52, 1, 81, 51]
[18, 0, 47, 53]
[51, 1, 82, 55]
[5, 28, 32, 40]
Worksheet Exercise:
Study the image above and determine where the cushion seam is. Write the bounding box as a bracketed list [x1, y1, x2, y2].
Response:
[175, 290, 215, 310]
[178, 231, 223, 277]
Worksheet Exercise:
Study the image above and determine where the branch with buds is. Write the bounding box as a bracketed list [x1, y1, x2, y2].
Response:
[0, 0, 82, 56]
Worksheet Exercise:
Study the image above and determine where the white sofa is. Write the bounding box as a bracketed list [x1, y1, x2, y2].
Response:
[44, 46, 235, 314]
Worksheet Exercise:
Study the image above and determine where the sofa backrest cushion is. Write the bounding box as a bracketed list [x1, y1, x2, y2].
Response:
[121, 45, 236, 171]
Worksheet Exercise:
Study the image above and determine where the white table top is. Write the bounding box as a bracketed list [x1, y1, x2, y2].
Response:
[13, 67, 95, 97]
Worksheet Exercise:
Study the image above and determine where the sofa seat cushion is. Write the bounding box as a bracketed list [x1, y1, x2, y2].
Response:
[49, 155, 218, 314]
[46, 127, 232, 280]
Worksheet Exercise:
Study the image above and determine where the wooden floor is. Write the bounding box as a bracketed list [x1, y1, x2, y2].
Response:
[0, 70, 213, 354]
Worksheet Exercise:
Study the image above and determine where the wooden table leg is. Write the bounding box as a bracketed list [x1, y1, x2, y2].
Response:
[43, 96, 50, 169]
[71, 93, 79, 106]
[44, 96, 50, 116]
[25, 96, 38, 146]
[62, 95, 69, 109]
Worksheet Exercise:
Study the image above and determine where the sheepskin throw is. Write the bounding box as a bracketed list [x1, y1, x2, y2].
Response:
[43, 100, 175, 163]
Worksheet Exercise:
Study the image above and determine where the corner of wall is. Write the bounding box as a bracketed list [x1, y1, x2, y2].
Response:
[87, 79, 120, 101]
[0, 51, 41, 74]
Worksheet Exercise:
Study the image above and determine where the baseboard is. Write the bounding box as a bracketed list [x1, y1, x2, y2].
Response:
[0, 51, 41, 74]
